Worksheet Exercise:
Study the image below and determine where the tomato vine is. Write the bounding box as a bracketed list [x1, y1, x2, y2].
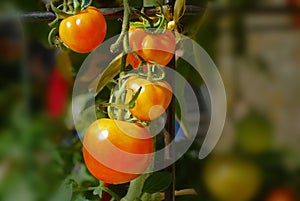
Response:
[46, 0, 183, 200]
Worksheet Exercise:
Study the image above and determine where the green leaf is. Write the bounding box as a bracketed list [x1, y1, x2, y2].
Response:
[49, 179, 75, 201]
[142, 172, 172, 194]
[88, 54, 122, 95]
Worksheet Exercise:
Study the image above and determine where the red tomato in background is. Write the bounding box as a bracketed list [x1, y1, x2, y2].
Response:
[46, 68, 69, 118]
[265, 187, 297, 201]
[83, 118, 153, 184]
[59, 6, 107, 53]
[287, 0, 300, 27]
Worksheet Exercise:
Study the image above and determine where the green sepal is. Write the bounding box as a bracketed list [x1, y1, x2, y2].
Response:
[128, 86, 142, 109]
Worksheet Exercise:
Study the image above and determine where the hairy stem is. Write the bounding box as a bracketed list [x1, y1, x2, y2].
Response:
[110, 0, 131, 53]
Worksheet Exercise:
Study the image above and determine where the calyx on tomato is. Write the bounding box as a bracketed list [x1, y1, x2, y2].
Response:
[125, 77, 172, 121]
[127, 27, 176, 68]
[83, 118, 153, 184]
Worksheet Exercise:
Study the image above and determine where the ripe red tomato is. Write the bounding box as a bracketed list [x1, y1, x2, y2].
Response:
[59, 6, 106, 53]
[126, 77, 172, 121]
[127, 28, 176, 68]
[265, 187, 297, 201]
[82, 118, 153, 184]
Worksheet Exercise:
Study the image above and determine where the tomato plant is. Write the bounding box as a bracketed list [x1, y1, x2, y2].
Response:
[59, 6, 107, 53]
[128, 28, 176, 68]
[126, 76, 172, 121]
[265, 187, 297, 201]
[82, 118, 154, 184]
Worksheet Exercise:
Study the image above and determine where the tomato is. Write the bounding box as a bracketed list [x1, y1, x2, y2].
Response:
[127, 28, 176, 67]
[59, 6, 106, 53]
[127, 27, 146, 68]
[203, 154, 261, 201]
[82, 118, 153, 184]
[126, 52, 142, 69]
[265, 187, 297, 201]
[125, 77, 172, 121]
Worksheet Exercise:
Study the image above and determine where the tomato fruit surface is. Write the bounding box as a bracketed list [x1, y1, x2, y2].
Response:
[83, 118, 153, 184]
[128, 28, 176, 68]
[126, 77, 172, 121]
[59, 6, 106, 53]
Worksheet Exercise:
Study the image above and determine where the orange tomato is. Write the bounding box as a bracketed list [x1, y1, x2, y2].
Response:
[126, 77, 172, 121]
[127, 28, 176, 68]
[82, 118, 153, 184]
[59, 6, 106, 53]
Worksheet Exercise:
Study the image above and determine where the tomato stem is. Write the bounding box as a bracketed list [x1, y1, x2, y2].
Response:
[73, 183, 121, 201]
[100, 181, 121, 201]
[110, 0, 131, 53]
[131, 8, 154, 27]
[120, 174, 149, 201]
[67, 0, 74, 12]
[63, 0, 67, 12]
[147, 63, 152, 81]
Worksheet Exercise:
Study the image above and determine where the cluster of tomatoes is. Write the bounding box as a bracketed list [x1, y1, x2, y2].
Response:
[49, 2, 176, 185]
[83, 24, 175, 183]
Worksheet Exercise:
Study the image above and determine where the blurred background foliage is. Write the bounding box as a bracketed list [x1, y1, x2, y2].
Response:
[1, 0, 300, 201]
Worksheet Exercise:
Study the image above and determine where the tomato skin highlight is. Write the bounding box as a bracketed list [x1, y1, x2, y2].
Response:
[59, 6, 107, 53]
[127, 28, 176, 67]
[126, 77, 172, 121]
[83, 118, 153, 184]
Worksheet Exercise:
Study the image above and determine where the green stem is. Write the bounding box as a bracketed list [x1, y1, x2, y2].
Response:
[116, 52, 127, 120]
[73, 186, 97, 192]
[102, 186, 121, 201]
[141, 192, 151, 201]
[121, 138, 156, 201]
[143, 0, 163, 7]
[120, 174, 148, 201]
[63, 0, 67, 12]
[67, 0, 73, 12]
[131, 8, 154, 27]
[110, 0, 131, 53]
[147, 63, 152, 81]
[73, 185, 121, 201]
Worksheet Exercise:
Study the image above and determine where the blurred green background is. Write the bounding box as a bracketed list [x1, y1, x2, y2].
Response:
[1, 0, 300, 201]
